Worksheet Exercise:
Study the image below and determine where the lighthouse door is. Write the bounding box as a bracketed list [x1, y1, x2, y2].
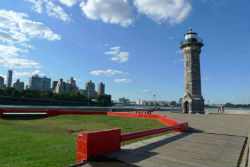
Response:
[184, 101, 189, 113]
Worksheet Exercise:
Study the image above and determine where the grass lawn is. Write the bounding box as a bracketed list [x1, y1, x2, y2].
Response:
[0, 115, 167, 167]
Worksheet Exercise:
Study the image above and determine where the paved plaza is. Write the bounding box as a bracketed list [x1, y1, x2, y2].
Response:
[104, 112, 250, 167]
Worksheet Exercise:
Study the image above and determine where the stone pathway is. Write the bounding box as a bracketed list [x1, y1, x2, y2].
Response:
[105, 112, 250, 167]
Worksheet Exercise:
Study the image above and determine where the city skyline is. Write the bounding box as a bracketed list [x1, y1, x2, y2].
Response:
[0, 0, 249, 104]
[0, 70, 106, 96]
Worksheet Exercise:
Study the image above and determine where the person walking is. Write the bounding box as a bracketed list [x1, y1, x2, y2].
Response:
[221, 105, 224, 113]
[170, 105, 173, 112]
[217, 105, 221, 113]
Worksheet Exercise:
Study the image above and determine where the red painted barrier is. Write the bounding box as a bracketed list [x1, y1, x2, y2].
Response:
[46, 109, 61, 117]
[76, 112, 188, 162]
[106, 112, 188, 132]
[121, 125, 181, 142]
[77, 128, 121, 163]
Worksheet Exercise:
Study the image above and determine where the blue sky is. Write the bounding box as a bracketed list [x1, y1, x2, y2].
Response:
[0, 0, 249, 104]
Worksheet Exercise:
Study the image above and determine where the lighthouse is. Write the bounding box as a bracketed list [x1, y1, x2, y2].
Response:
[180, 29, 205, 114]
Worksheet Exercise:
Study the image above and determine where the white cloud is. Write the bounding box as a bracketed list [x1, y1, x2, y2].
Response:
[141, 89, 152, 93]
[0, 9, 61, 42]
[173, 58, 184, 63]
[26, 0, 71, 22]
[14, 70, 42, 77]
[74, 78, 82, 82]
[32, 70, 41, 75]
[169, 36, 174, 40]
[0, 30, 28, 44]
[91, 69, 128, 76]
[202, 77, 211, 81]
[105, 46, 120, 55]
[0, 44, 40, 69]
[58, 0, 80, 7]
[46, 1, 71, 22]
[105, 46, 129, 63]
[134, 0, 191, 24]
[79, 0, 133, 27]
[0, 45, 26, 57]
[20, 43, 35, 49]
[14, 71, 31, 77]
[176, 50, 182, 54]
[0, 57, 40, 69]
[25, 0, 43, 13]
[18, 19, 61, 40]
[114, 78, 131, 83]
[0, 9, 60, 69]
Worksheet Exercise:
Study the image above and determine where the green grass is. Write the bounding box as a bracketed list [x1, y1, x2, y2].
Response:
[0, 115, 167, 167]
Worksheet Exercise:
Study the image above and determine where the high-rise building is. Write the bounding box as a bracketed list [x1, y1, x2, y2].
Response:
[54, 77, 79, 93]
[67, 77, 78, 92]
[98, 82, 105, 95]
[80, 89, 87, 95]
[6, 70, 13, 87]
[28, 75, 51, 91]
[55, 78, 64, 93]
[13, 79, 24, 90]
[68, 77, 76, 87]
[85, 80, 97, 96]
[180, 29, 204, 114]
[52, 81, 58, 92]
[0, 76, 5, 89]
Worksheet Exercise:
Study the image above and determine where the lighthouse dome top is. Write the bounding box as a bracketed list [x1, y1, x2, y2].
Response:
[180, 28, 203, 47]
[184, 28, 198, 40]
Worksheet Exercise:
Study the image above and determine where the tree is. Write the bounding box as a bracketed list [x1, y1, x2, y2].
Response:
[96, 94, 112, 106]
[11, 90, 20, 97]
[3, 87, 16, 96]
[0, 87, 112, 106]
[40, 90, 53, 99]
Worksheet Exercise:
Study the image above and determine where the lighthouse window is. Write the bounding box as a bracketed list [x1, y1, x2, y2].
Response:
[185, 33, 197, 40]
[186, 61, 190, 67]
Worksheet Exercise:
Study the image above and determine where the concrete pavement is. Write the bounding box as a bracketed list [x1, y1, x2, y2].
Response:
[105, 112, 250, 167]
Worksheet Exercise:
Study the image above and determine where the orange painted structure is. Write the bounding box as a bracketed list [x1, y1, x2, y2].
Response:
[0, 108, 188, 163]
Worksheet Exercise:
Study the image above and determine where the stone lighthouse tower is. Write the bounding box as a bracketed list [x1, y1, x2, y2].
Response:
[180, 29, 205, 114]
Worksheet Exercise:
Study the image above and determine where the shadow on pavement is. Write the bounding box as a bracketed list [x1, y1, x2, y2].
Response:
[119, 132, 192, 163]
[104, 128, 203, 165]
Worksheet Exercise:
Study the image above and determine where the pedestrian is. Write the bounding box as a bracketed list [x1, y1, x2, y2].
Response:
[170, 105, 173, 112]
[217, 105, 221, 113]
[221, 105, 224, 113]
